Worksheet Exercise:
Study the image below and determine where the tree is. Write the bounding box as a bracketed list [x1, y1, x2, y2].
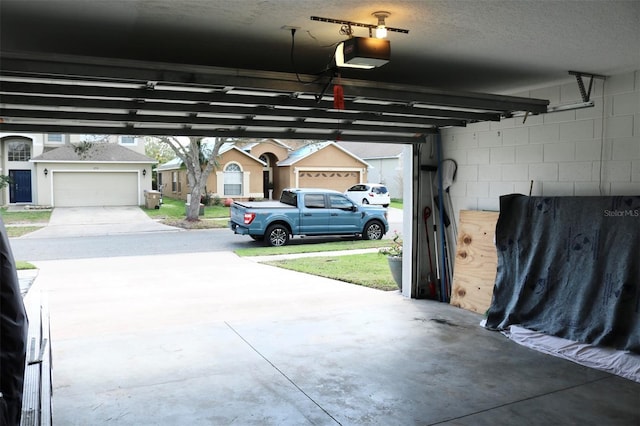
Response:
[155, 136, 227, 221]
[0, 175, 11, 190]
[144, 136, 175, 166]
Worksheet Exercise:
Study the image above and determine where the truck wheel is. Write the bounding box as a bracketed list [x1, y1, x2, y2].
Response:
[265, 224, 289, 247]
[362, 220, 384, 240]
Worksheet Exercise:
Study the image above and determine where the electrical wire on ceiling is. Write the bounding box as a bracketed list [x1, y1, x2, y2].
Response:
[289, 28, 336, 85]
[288, 27, 347, 105]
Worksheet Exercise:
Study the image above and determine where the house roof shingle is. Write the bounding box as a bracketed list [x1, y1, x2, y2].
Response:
[277, 141, 369, 167]
[31, 143, 156, 163]
[337, 142, 404, 160]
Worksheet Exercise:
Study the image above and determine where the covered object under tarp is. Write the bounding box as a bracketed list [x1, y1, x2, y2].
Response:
[485, 194, 640, 354]
[0, 217, 28, 425]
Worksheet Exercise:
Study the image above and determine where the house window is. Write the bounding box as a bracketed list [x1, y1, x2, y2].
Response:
[259, 154, 270, 167]
[172, 172, 178, 192]
[120, 136, 136, 145]
[7, 141, 31, 161]
[47, 134, 63, 143]
[224, 163, 242, 196]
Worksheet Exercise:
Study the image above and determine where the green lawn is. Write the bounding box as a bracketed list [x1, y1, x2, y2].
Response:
[0, 208, 51, 224]
[263, 252, 398, 291]
[237, 239, 399, 291]
[16, 261, 37, 270]
[0, 208, 50, 237]
[6, 226, 44, 238]
[142, 196, 230, 218]
[390, 199, 403, 209]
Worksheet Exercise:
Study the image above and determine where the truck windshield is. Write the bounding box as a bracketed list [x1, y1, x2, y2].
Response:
[280, 190, 298, 207]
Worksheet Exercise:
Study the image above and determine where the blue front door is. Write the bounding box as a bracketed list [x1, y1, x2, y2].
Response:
[9, 170, 32, 203]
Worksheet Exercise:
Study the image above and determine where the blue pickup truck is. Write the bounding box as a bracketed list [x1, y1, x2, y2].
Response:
[229, 188, 389, 246]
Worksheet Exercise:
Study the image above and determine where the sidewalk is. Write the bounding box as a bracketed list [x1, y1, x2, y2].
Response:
[245, 247, 381, 262]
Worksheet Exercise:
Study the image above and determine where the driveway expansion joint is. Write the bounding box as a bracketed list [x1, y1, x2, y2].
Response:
[224, 321, 343, 425]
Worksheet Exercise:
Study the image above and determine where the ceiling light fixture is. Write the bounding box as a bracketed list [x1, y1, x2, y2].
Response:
[373, 11, 390, 39]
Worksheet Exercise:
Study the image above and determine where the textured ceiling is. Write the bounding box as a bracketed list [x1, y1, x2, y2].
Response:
[2, 0, 639, 93]
[0, 1, 637, 141]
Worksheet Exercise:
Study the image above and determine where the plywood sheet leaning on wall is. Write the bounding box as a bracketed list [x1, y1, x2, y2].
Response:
[450, 210, 499, 314]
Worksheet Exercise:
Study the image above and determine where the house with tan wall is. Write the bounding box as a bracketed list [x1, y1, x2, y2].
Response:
[276, 142, 369, 194]
[157, 142, 268, 201]
[157, 139, 370, 202]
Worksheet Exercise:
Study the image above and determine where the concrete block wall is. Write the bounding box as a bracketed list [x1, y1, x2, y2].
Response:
[441, 70, 640, 219]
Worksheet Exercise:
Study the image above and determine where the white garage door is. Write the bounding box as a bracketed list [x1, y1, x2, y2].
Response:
[53, 172, 138, 207]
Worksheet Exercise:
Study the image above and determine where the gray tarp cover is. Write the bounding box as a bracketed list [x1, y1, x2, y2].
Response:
[485, 195, 640, 354]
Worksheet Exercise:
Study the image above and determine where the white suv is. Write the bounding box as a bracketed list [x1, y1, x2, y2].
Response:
[345, 183, 391, 207]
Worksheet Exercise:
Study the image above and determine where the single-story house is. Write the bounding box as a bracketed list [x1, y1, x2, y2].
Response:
[157, 139, 370, 201]
[0, 133, 155, 207]
[337, 142, 405, 200]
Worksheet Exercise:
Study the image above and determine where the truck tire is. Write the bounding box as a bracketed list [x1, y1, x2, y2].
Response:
[362, 220, 384, 240]
[265, 224, 289, 247]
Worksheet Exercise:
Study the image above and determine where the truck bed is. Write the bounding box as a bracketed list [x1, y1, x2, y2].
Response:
[232, 200, 295, 209]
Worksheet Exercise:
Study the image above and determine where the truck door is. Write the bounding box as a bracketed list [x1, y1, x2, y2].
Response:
[328, 194, 360, 232]
[299, 193, 330, 234]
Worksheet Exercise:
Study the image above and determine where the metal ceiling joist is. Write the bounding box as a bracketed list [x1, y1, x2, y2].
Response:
[0, 123, 420, 144]
[0, 95, 459, 128]
[0, 80, 502, 122]
[0, 92, 479, 126]
[0, 108, 438, 135]
[0, 52, 550, 142]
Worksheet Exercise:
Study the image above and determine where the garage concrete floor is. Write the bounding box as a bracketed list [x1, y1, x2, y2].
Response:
[33, 251, 639, 425]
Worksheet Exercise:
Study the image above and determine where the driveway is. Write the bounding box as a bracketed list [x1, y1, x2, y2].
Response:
[386, 207, 403, 231]
[32, 251, 640, 425]
[21, 206, 178, 239]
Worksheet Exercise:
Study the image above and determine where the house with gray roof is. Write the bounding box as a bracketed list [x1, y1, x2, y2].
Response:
[0, 132, 155, 206]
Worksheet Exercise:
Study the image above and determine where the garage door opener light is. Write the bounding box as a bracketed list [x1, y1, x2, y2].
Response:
[335, 37, 390, 69]
[311, 13, 408, 70]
